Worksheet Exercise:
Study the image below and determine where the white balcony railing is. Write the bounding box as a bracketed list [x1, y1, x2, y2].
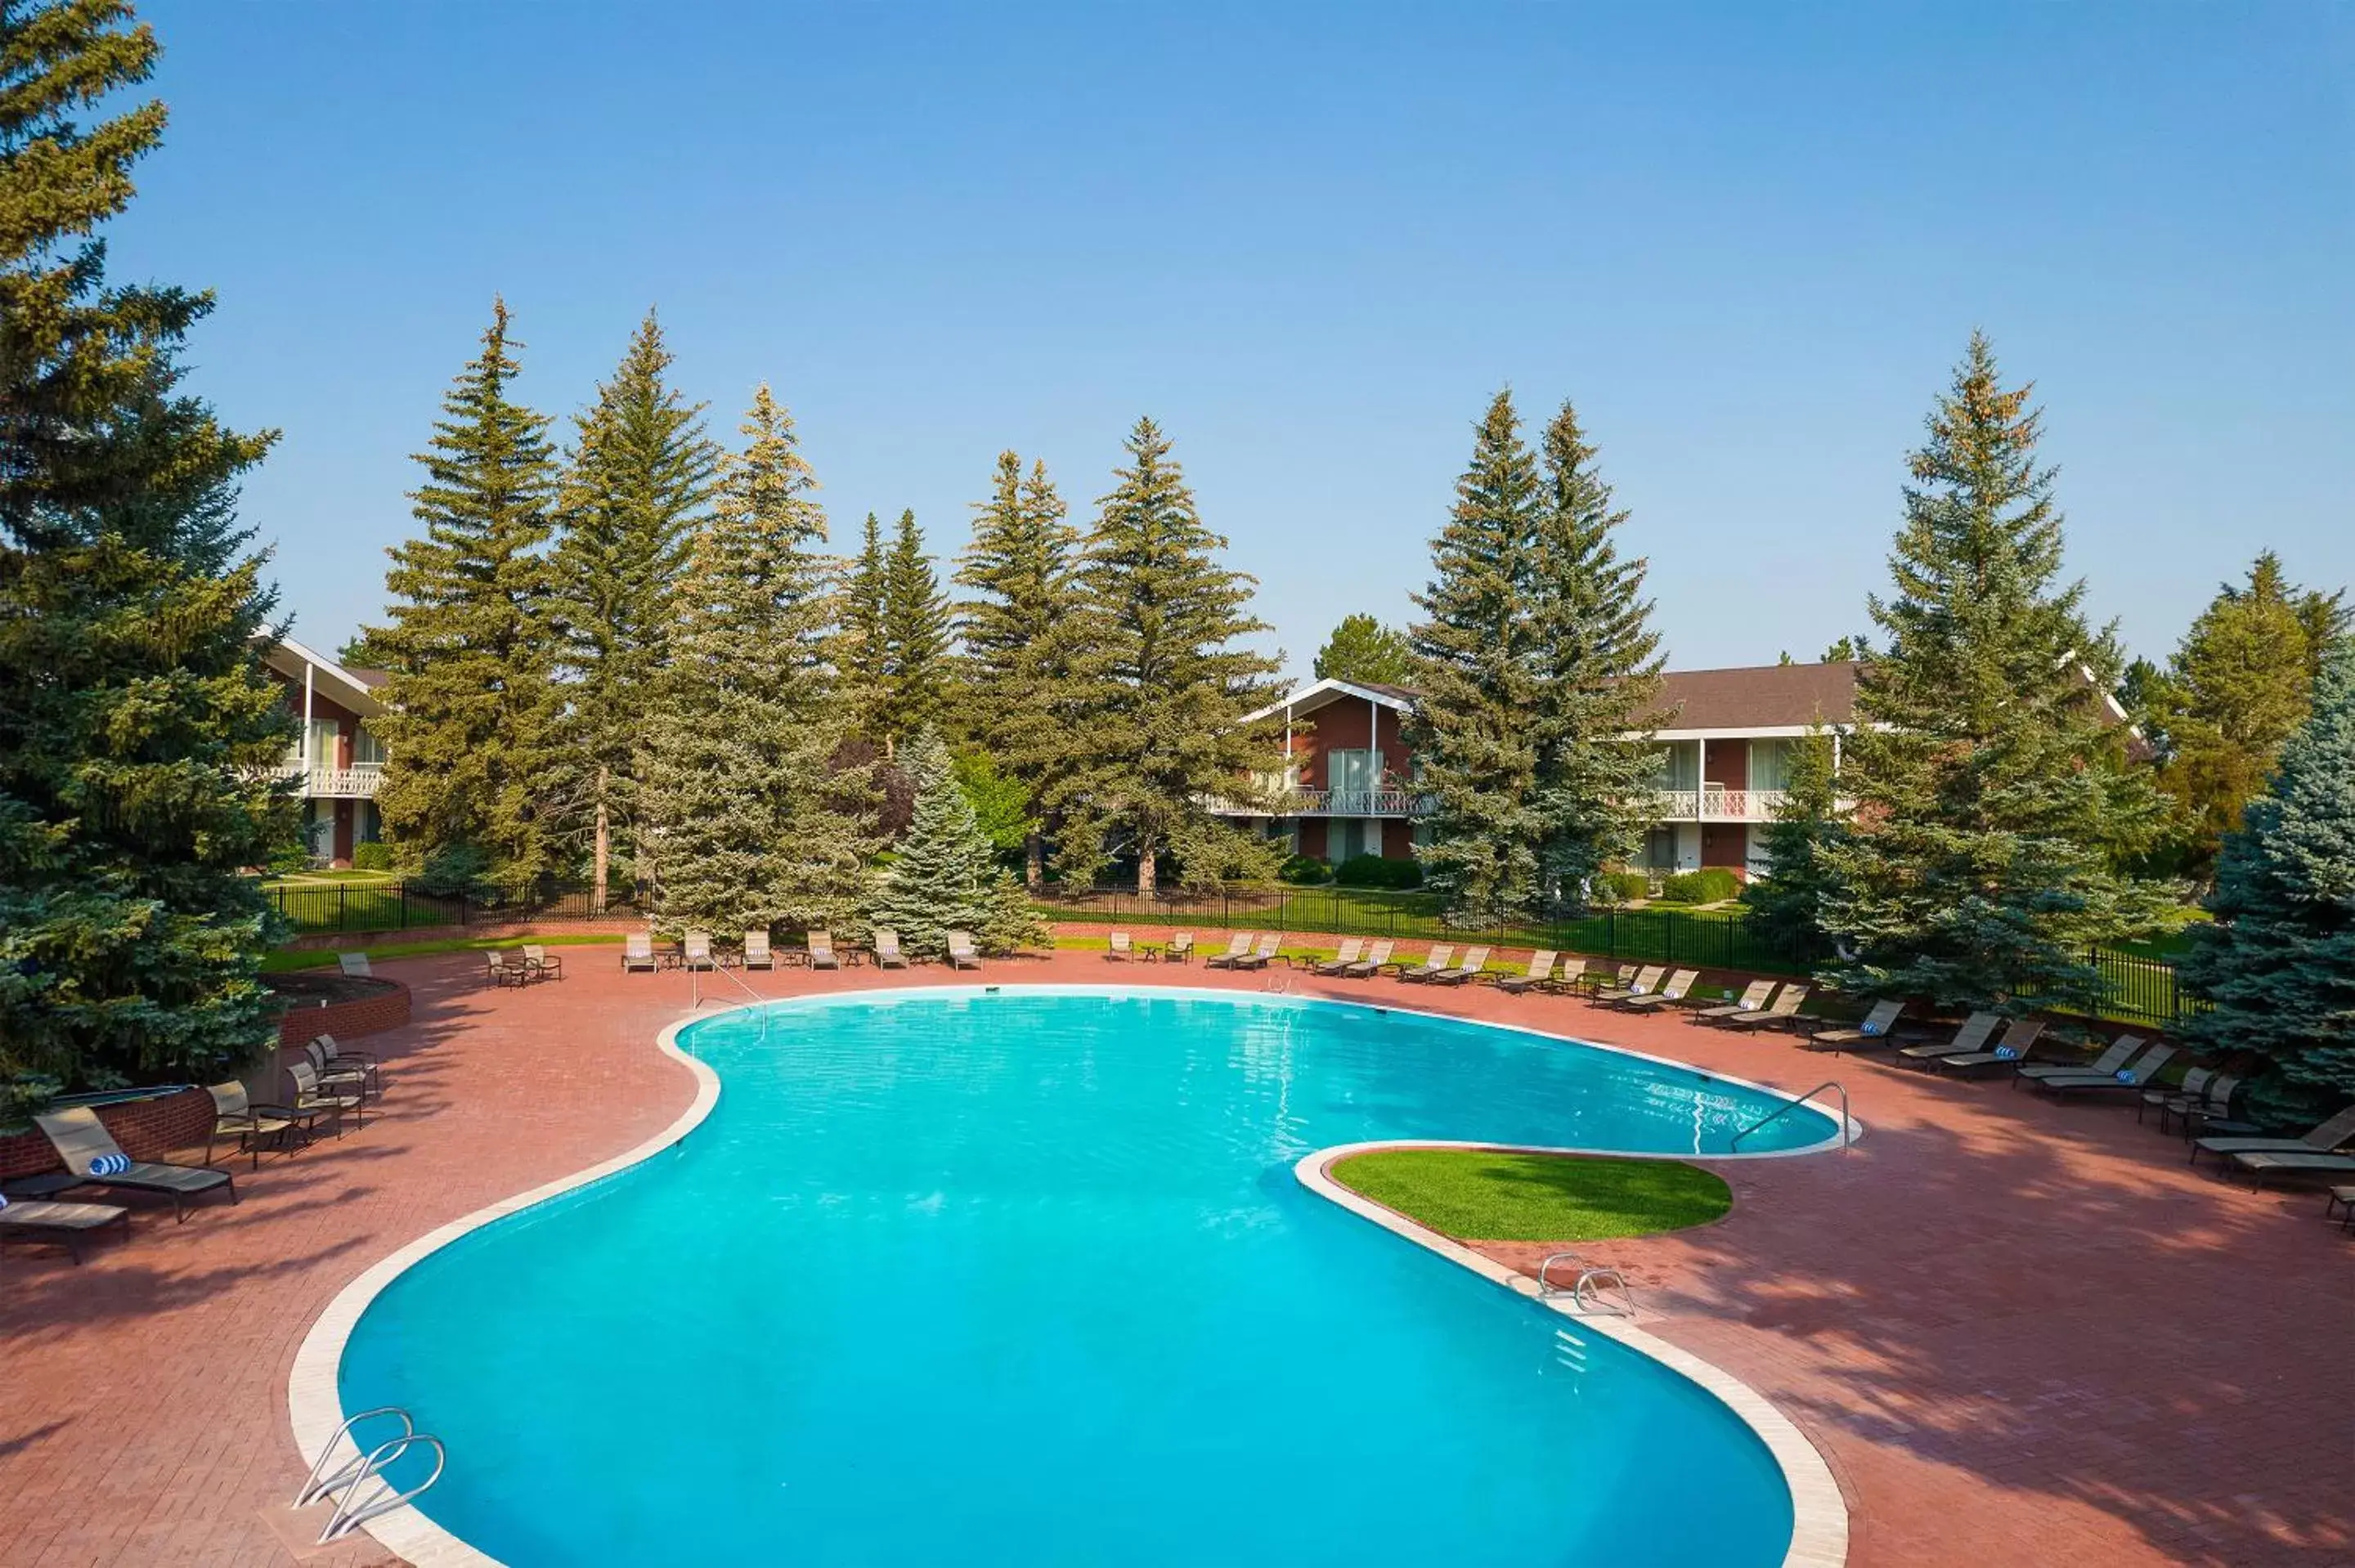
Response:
[251, 763, 384, 799]
[1277, 787, 1434, 818]
[1644, 787, 1789, 822]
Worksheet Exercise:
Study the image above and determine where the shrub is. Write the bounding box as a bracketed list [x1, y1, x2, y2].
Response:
[1660, 867, 1741, 904]
[1278, 853, 1332, 885]
[413, 843, 491, 899]
[1598, 871, 1653, 903]
[265, 842, 311, 876]
[1334, 853, 1423, 889]
[351, 841, 395, 871]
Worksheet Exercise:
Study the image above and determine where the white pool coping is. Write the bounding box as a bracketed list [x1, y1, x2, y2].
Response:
[289, 980, 1856, 1564]
[1297, 1140, 1850, 1568]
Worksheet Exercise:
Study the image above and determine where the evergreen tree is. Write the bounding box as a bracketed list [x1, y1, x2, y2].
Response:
[1059, 417, 1283, 895]
[1406, 391, 1545, 925]
[2180, 638, 2355, 1118]
[1526, 397, 1665, 910]
[1312, 613, 1418, 687]
[0, 0, 293, 1108]
[1816, 334, 2173, 1014]
[548, 308, 718, 903]
[842, 510, 890, 720]
[867, 730, 1047, 956]
[2153, 553, 2337, 879]
[955, 451, 1084, 886]
[641, 385, 872, 934]
[365, 299, 563, 886]
[877, 507, 952, 741]
[1741, 728, 1844, 961]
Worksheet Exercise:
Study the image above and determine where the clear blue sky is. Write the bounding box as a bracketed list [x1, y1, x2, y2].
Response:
[125, 2, 2350, 679]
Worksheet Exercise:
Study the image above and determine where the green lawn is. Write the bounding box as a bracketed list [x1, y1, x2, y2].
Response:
[1330, 1149, 1732, 1242]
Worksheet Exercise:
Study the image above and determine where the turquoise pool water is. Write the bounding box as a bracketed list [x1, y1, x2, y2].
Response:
[339, 988, 1837, 1565]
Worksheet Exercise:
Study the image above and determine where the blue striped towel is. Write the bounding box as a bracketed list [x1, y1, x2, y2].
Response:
[89, 1152, 131, 1176]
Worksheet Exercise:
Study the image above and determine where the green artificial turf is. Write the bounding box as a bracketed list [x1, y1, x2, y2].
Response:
[1330, 1149, 1733, 1242]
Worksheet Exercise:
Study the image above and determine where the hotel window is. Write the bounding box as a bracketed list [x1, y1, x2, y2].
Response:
[353, 725, 387, 766]
[1648, 743, 1698, 792]
[1749, 738, 1794, 792]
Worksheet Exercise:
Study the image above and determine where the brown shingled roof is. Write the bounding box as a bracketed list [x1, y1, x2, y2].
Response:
[1642, 661, 1859, 730]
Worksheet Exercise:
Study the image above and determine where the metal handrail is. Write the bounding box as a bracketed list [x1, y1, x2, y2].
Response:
[294, 1407, 411, 1509]
[1535, 1252, 1591, 1295]
[318, 1433, 446, 1543]
[1572, 1267, 1635, 1316]
[1730, 1080, 1850, 1151]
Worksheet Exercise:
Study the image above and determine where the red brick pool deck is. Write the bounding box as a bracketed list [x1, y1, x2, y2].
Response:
[1, 949, 2348, 1567]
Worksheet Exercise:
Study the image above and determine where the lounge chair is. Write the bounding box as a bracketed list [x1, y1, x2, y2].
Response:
[1312, 938, 1365, 977]
[682, 931, 717, 971]
[1614, 968, 1699, 1011]
[2190, 1104, 2355, 1169]
[1107, 932, 1137, 961]
[2034, 1042, 2178, 1100]
[0, 1191, 131, 1263]
[1342, 939, 1393, 979]
[1927, 1019, 2046, 1077]
[1232, 934, 1282, 971]
[1202, 934, 1255, 970]
[487, 949, 528, 987]
[1165, 933, 1195, 964]
[2328, 1188, 2355, 1229]
[338, 952, 373, 979]
[1577, 963, 1636, 1001]
[1888, 1012, 2002, 1066]
[313, 1034, 382, 1097]
[1693, 979, 1775, 1024]
[288, 1058, 366, 1132]
[2231, 1149, 2355, 1189]
[522, 943, 563, 982]
[1493, 951, 1555, 996]
[1544, 956, 1589, 995]
[1721, 983, 1810, 1032]
[1397, 945, 1457, 983]
[875, 930, 908, 969]
[1799, 999, 1905, 1051]
[1431, 947, 1492, 986]
[205, 1081, 307, 1171]
[2141, 1066, 2214, 1127]
[2160, 1074, 2252, 1140]
[807, 930, 841, 970]
[945, 930, 982, 970]
[622, 932, 658, 973]
[1590, 965, 1665, 1006]
[304, 1038, 372, 1104]
[742, 930, 776, 970]
[2012, 1033, 2146, 1086]
[34, 1107, 236, 1221]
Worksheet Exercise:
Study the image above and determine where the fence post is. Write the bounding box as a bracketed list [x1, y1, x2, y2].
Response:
[338, 884, 348, 932]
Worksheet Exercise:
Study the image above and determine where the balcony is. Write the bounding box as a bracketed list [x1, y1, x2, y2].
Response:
[1275, 787, 1434, 818]
[253, 763, 384, 799]
[1645, 787, 1789, 822]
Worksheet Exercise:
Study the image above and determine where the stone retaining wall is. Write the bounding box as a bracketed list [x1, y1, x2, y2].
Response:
[274, 978, 411, 1051]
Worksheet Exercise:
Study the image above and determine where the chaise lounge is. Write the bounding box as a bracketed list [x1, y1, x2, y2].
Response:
[34, 1107, 236, 1222]
[0, 1190, 132, 1263]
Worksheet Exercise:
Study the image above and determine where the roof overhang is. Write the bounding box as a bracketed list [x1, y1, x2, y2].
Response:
[261, 636, 387, 719]
[1241, 677, 1419, 727]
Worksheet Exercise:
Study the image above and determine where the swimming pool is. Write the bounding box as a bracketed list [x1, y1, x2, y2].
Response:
[330, 987, 1843, 1566]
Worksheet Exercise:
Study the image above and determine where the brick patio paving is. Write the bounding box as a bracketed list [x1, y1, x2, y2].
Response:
[2, 947, 2348, 1566]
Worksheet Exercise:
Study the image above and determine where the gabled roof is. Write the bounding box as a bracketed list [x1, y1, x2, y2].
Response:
[259, 636, 388, 718]
[1240, 676, 1420, 726]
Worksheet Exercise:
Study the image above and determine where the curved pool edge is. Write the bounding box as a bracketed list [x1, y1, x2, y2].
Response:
[285, 1010, 722, 1568]
[289, 983, 1856, 1565]
[1296, 1140, 1850, 1568]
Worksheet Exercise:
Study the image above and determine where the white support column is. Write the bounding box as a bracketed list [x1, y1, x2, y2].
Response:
[302, 661, 315, 773]
[1697, 737, 1707, 819]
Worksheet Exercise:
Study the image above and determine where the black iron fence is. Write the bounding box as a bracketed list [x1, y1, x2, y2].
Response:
[267, 876, 2201, 1028]
[265, 879, 645, 934]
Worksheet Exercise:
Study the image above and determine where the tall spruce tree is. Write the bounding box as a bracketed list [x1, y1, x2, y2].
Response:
[1816, 334, 2173, 1013]
[1406, 391, 1545, 925]
[548, 309, 718, 903]
[956, 451, 1084, 888]
[1312, 613, 1418, 686]
[640, 385, 872, 934]
[878, 507, 953, 742]
[1526, 398, 1665, 910]
[866, 729, 1047, 956]
[842, 510, 890, 726]
[1741, 727, 1844, 962]
[2179, 638, 2355, 1118]
[366, 299, 563, 887]
[2152, 553, 2339, 880]
[0, 0, 294, 1108]
[1059, 417, 1283, 895]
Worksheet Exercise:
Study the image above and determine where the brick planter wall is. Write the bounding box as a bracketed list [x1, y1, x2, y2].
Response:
[0, 1086, 215, 1181]
[274, 979, 410, 1051]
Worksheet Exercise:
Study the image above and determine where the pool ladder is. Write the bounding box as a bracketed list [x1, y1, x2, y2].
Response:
[294, 1407, 445, 1544]
[1536, 1252, 1636, 1317]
